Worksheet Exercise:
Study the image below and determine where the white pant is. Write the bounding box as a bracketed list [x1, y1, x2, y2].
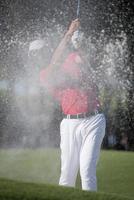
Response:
[59, 113, 106, 191]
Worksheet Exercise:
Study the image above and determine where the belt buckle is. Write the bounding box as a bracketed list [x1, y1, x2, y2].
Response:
[77, 113, 83, 119]
[78, 113, 86, 119]
[67, 115, 70, 119]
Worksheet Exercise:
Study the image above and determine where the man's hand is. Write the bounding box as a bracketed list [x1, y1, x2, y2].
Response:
[67, 19, 80, 35]
[48, 19, 80, 68]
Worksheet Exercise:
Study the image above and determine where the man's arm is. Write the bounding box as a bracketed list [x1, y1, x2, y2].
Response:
[40, 19, 80, 89]
[49, 19, 80, 67]
[45, 19, 79, 73]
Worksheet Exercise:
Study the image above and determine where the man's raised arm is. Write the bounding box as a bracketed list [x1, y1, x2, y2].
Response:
[40, 19, 79, 87]
[49, 19, 80, 68]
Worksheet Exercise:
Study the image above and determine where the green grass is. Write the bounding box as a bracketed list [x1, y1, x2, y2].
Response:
[97, 151, 134, 199]
[0, 178, 131, 200]
[0, 149, 134, 199]
[0, 148, 60, 184]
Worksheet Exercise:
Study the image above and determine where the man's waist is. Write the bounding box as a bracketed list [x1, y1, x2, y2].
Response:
[63, 109, 102, 119]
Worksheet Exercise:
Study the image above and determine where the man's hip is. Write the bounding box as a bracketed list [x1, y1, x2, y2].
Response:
[62, 109, 102, 119]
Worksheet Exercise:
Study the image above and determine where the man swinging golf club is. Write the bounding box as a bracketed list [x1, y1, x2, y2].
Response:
[29, 19, 106, 191]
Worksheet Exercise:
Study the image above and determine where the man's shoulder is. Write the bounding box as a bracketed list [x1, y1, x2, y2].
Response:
[64, 51, 82, 64]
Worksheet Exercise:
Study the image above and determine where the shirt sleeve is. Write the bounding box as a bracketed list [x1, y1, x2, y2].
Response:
[39, 68, 62, 101]
[40, 68, 49, 85]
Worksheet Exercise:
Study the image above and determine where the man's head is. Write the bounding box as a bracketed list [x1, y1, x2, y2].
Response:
[28, 39, 45, 55]
[71, 30, 84, 49]
[28, 39, 46, 68]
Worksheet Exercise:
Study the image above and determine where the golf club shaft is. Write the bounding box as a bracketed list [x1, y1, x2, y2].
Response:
[77, 0, 80, 18]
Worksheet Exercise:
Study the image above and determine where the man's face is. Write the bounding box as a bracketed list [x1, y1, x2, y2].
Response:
[71, 31, 84, 49]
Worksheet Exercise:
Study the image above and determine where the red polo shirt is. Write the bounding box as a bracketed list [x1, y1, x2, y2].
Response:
[40, 52, 100, 115]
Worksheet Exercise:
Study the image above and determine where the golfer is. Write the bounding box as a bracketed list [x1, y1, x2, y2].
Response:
[37, 19, 105, 191]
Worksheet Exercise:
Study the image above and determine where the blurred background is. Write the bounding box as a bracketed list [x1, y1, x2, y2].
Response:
[0, 0, 133, 150]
